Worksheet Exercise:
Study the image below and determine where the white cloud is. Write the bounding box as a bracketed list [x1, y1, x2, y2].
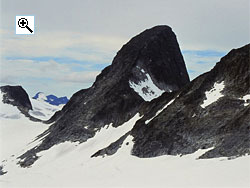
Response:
[0, 59, 99, 83]
[0, 58, 101, 97]
[56, 71, 100, 83]
[1, 30, 127, 63]
[1, 0, 249, 52]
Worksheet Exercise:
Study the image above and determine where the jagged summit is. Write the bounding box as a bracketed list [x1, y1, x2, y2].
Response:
[18, 25, 190, 167]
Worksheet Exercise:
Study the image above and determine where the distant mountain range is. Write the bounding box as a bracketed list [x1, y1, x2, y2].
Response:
[33, 92, 68, 106]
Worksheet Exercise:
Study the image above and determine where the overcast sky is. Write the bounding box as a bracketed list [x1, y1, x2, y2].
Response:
[0, 0, 249, 97]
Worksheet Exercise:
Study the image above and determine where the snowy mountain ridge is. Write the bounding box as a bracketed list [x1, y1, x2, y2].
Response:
[33, 92, 69, 106]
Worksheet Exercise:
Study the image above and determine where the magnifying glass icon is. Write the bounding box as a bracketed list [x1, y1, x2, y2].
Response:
[18, 18, 33, 33]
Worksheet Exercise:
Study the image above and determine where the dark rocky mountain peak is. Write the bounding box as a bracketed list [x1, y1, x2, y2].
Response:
[95, 25, 189, 94]
[18, 25, 190, 167]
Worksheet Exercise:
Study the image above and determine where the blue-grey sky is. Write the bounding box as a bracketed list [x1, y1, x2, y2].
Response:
[0, 0, 249, 98]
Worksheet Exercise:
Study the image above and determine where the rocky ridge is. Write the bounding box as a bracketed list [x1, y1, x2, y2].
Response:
[93, 44, 250, 159]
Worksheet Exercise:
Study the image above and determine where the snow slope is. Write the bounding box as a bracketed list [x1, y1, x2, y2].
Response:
[0, 91, 49, 164]
[0, 92, 22, 120]
[1, 141, 249, 187]
[1, 105, 249, 187]
[29, 97, 64, 120]
[201, 81, 225, 108]
[129, 69, 165, 101]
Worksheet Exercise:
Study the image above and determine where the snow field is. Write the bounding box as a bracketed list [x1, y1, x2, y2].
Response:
[129, 69, 165, 101]
[201, 81, 225, 108]
[1, 91, 250, 188]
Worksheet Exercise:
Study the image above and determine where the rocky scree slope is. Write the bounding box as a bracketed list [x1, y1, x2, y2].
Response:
[18, 25, 190, 167]
[92, 44, 250, 159]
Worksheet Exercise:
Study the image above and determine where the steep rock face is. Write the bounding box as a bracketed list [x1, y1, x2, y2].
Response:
[130, 44, 250, 159]
[19, 25, 190, 166]
[0, 85, 32, 113]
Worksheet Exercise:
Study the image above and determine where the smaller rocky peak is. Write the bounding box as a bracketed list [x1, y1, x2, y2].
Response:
[0, 85, 32, 112]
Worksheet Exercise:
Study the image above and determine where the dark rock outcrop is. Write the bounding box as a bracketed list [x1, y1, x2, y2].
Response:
[0, 165, 7, 175]
[0, 85, 32, 113]
[0, 85, 41, 121]
[18, 25, 190, 167]
[131, 44, 250, 159]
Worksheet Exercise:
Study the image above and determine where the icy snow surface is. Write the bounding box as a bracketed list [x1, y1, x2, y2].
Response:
[1, 142, 250, 187]
[29, 97, 64, 120]
[0, 92, 21, 119]
[201, 81, 225, 108]
[129, 69, 164, 101]
[145, 98, 175, 124]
